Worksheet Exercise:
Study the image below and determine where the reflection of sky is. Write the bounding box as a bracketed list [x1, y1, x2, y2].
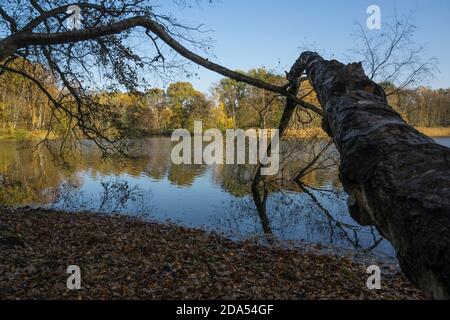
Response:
[5, 137, 450, 258]
[434, 137, 450, 147]
[51, 164, 396, 256]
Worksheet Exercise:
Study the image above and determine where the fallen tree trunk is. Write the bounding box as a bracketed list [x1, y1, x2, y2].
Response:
[295, 51, 450, 299]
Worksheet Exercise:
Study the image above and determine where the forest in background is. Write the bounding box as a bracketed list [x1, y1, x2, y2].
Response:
[0, 59, 449, 140]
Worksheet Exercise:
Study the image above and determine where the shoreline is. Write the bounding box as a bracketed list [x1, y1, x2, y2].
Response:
[415, 126, 450, 137]
[0, 208, 423, 299]
[1, 127, 449, 142]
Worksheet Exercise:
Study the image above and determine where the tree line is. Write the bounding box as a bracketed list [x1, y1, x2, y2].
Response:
[0, 63, 448, 139]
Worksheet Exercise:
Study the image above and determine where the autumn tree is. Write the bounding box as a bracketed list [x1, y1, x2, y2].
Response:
[0, 0, 319, 155]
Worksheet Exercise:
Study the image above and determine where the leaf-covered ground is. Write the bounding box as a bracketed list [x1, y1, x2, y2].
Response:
[0, 209, 423, 300]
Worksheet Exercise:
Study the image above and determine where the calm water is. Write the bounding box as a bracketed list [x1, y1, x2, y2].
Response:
[1, 137, 449, 257]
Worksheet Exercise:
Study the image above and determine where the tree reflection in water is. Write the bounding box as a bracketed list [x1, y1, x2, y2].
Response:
[214, 133, 386, 253]
[51, 179, 153, 216]
[0, 137, 391, 254]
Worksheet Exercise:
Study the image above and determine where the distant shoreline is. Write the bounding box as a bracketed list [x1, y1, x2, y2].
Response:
[414, 127, 450, 137]
[1, 126, 449, 141]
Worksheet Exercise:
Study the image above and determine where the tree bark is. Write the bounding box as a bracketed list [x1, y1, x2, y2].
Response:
[296, 51, 450, 299]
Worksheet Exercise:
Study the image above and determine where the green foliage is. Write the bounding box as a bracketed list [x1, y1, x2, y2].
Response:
[13, 129, 28, 140]
[214, 68, 286, 129]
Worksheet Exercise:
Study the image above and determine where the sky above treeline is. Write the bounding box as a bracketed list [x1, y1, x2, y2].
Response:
[155, 0, 450, 93]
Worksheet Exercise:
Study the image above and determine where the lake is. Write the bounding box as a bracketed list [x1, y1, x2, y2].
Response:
[1, 136, 449, 257]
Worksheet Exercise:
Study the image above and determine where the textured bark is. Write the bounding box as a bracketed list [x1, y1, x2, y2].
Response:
[297, 51, 450, 299]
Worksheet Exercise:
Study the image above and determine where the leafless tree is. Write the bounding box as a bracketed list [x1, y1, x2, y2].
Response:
[351, 12, 438, 96]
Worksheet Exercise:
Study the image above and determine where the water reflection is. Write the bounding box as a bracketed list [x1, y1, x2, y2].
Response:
[52, 178, 153, 216]
[0, 137, 400, 255]
[243, 136, 384, 250]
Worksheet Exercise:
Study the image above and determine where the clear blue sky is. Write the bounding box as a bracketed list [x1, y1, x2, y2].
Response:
[159, 0, 450, 92]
